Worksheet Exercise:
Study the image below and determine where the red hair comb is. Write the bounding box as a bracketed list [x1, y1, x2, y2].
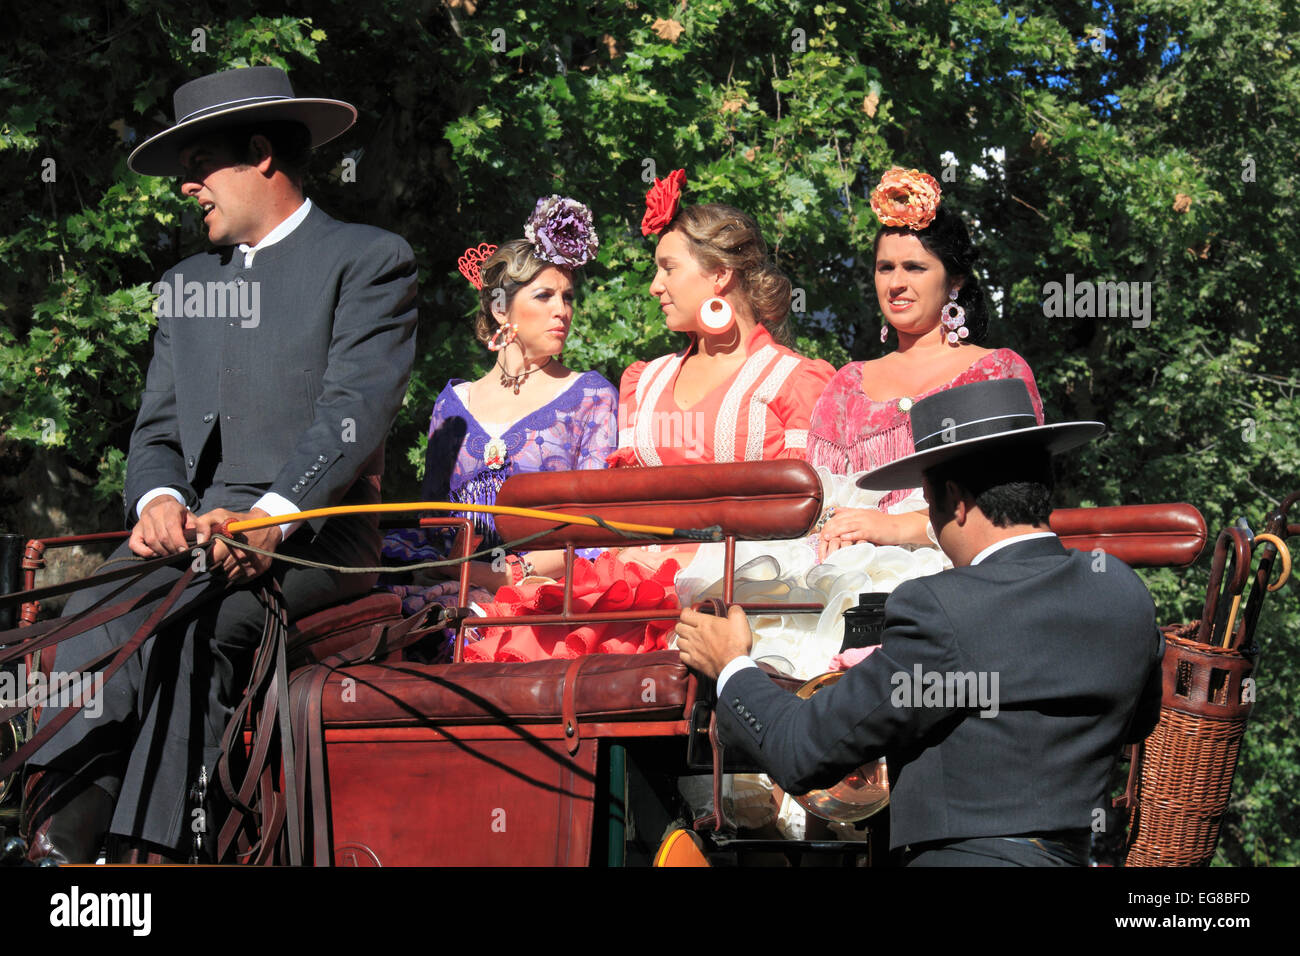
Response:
[457, 243, 499, 290]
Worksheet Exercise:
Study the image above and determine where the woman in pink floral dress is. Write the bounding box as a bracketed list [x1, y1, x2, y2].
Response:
[710, 169, 1046, 683]
[808, 168, 1043, 560]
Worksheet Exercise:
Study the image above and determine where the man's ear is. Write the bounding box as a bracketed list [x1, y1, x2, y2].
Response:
[946, 479, 970, 525]
[247, 134, 275, 175]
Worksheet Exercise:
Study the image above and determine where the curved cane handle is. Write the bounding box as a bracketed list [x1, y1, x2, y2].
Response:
[1254, 533, 1292, 592]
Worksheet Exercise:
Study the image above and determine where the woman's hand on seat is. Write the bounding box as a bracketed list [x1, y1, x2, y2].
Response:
[817, 508, 898, 560]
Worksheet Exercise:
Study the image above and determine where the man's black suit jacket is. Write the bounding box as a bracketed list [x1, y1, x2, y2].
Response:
[125, 203, 418, 532]
[719, 536, 1163, 850]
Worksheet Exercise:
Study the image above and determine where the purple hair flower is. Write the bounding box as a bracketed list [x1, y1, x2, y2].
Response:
[524, 195, 600, 268]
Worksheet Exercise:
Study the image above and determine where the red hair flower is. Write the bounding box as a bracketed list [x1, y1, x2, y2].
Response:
[457, 242, 499, 290]
[870, 166, 942, 230]
[641, 168, 687, 237]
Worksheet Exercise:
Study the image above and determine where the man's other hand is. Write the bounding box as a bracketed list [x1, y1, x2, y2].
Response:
[129, 495, 196, 557]
[196, 507, 283, 584]
[676, 604, 754, 680]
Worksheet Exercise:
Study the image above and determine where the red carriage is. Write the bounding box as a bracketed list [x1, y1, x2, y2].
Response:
[1, 461, 1294, 866]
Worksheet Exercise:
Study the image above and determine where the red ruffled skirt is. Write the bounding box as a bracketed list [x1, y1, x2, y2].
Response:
[464, 552, 680, 663]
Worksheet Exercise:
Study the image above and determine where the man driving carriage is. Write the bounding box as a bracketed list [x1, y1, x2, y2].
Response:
[23, 66, 418, 863]
[677, 379, 1166, 866]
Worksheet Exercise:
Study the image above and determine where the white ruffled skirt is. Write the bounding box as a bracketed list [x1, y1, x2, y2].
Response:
[673, 467, 952, 681]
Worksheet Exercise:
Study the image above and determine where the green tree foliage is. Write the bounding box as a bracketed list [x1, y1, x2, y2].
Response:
[1, 0, 1296, 863]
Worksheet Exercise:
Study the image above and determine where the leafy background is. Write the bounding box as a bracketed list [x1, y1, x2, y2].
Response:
[1, 0, 1296, 864]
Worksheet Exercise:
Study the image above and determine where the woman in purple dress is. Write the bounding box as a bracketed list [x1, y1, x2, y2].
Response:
[382, 198, 616, 638]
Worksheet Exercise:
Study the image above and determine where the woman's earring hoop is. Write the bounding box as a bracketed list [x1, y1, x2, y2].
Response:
[698, 297, 735, 335]
[488, 322, 518, 352]
[940, 289, 967, 346]
[880, 323, 890, 343]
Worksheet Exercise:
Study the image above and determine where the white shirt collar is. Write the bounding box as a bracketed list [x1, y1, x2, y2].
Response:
[238, 198, 312, 267]
[970, 531, 1058, 566]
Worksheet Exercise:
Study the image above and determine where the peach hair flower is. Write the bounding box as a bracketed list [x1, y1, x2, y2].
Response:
[870, 167, 942, 230]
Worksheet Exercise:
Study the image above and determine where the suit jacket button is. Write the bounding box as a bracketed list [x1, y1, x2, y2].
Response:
[202, 412, 214, 423]
[754, 722, 762, 732]
[186, 456, 195, 468]
[317, 454, 328, 463]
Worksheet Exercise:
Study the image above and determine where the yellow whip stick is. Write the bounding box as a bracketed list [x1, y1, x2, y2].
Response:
[220, 501, 722, 542]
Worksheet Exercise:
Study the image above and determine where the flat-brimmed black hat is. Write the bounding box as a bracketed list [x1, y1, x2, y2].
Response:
[856, 378, 1105, 490]
[128, 66, 357, 176]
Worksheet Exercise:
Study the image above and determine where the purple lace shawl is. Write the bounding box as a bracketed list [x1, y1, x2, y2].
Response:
[382, 371, 618, 563]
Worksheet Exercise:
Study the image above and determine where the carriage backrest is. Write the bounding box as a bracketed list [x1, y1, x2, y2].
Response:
[494, 460, 823, 548]
[495, 461, 1207, 569]
[1052, 503, 1206, 568]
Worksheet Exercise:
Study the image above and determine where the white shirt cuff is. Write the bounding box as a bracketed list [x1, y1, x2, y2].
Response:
[136, 487, 187, 519]
[253, 492, 303, 541]
[717, 655, 758, 696]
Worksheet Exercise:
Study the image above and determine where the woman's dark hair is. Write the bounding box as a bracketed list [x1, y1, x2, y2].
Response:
[872, 205, 989, 343]
[925, 443, 1054, 527]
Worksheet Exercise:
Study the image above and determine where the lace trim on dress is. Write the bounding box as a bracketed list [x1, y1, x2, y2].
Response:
[715, 345, 777, 463]
[746, 353, 801, 460]
[785, 429, 808, 449]
[632, 353, 679, 467]
[444, 371, 605, 462]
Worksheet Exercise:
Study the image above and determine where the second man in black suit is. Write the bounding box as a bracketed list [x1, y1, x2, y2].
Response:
[676, 379, 1164, 866]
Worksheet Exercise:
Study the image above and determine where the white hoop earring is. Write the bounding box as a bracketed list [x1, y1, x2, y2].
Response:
[698, 297, 734, 334]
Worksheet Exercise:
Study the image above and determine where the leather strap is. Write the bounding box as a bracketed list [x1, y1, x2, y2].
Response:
[269, 584, 302, 865]
[685, 598, 730, 835]
[0, 549, 194, 612]
[0, 565, 198, 782]
[0, 573, 186, 669]
[303, 665, 334, 867]
[561, 657, 585, 755]
[691, 709, 731, 834]
[217, 594, 285, 860]
[214, 600, 446, 865]
[1115, 742, 1142, 811]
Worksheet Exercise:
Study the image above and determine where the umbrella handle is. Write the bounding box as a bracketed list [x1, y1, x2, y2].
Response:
[1224, 532, 1293, 649]
[1254, 533, 1293, 592]
[1201, 527, 1252, 645]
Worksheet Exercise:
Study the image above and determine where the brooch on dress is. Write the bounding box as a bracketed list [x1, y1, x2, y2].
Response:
[896, 396, 914, 413]
[483, 438, 508, 470]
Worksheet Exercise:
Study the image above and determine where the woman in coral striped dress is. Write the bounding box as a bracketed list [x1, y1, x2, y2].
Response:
[608, 173, 834, 594]
[611, 175, 834, 469]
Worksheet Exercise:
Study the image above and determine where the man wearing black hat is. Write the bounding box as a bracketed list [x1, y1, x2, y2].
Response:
[24, 67, 418, 862]
[676, 379, 1164, 865]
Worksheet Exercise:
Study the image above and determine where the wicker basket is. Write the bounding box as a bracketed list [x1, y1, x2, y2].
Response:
[1125, 623, 1256, 866]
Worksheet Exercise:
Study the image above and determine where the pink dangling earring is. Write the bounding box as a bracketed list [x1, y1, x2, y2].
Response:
[698, 296, 735, 335]
[488, 322, 518, 352]
[941, 289, 968, 346]
[880, 323, 890, 343]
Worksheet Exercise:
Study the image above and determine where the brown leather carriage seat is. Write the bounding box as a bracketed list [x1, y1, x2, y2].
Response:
[1051, 502, 1207, 568]
[494, 458, 825, 547]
